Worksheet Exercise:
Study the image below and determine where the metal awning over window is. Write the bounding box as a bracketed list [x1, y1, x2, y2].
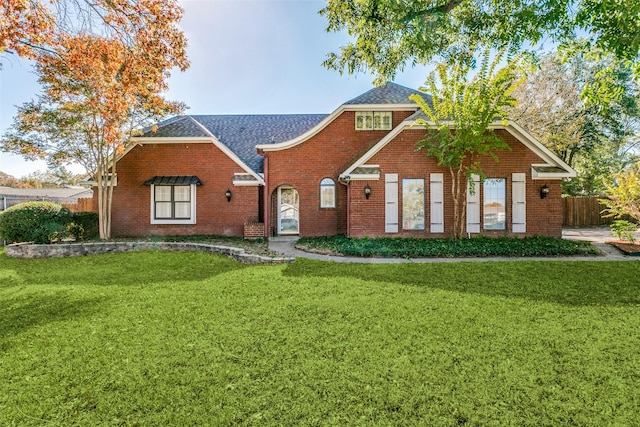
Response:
[143, 176, 202, 186]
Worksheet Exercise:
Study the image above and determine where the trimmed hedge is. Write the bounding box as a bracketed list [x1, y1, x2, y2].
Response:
[0, 201, 73, 244]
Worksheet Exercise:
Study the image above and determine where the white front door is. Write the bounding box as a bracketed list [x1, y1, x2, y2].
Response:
[278, 187, 299, 235]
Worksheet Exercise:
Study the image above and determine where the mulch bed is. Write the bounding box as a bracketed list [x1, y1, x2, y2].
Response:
[607, 240, 640, 256]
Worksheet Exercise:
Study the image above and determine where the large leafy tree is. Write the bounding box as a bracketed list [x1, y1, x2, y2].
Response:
[1, 1, 188, 239]
[510, 50, 640, 195]
[409, 51, 524, 238]
[321, 0, 640, 84]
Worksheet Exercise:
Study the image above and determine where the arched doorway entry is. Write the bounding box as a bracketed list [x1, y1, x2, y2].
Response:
[277, 186, 299, 235]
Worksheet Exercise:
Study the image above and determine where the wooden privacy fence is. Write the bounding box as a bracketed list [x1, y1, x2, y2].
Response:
[0, 196, 95, 213]
[562, 197, 618, 227]
[63, 197, 95, 213]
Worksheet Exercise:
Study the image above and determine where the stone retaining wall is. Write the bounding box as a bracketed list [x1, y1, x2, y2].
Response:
[5, 241, 294, 265]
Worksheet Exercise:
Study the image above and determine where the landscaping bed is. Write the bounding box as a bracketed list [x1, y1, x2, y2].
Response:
[608, 240, 640, 256]
[296, 235, 600, 258]
[86, 235, 273, 256]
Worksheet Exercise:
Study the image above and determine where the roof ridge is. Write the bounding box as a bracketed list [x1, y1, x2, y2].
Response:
[187, 116, 216, 138]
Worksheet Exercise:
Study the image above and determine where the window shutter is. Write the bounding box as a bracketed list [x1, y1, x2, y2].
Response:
[466, 174, 481, 233]
[430, 173, 444, 233]
[512, 173, 526, 233]
[385, 174, 399, 233]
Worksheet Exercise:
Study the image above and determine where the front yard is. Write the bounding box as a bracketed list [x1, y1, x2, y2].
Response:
[1, 250, 639, 425]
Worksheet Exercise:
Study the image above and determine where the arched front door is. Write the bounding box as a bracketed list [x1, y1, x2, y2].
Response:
[278, 187, 299, 235]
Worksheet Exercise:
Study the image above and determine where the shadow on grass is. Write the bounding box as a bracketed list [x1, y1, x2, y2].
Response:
[283, 259, 640, 307]
[0, 250, 246, 287]
[0, 293, 106, 341]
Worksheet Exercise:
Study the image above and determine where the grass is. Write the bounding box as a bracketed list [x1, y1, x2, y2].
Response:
[296, 235, 600, 258]
[1, 250, 640, 425]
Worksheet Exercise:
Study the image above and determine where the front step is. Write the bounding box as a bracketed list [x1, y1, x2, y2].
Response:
[269, 235, 300, 243]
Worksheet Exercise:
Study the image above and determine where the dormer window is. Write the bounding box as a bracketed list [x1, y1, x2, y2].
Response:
[355, 111, 392, 130]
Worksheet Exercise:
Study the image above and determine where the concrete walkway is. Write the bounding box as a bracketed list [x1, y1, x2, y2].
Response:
[268, 228, 637, 263]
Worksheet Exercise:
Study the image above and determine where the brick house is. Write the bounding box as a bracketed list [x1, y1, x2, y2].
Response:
[107, 83, 575, 238]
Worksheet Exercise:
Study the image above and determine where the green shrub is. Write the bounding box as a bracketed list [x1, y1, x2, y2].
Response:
[0, 201, 73, 244]
[71, 211, 99, 240]
[610, 220, 637, 242]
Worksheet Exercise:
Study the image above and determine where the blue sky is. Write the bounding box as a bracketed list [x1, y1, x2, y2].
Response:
[0, 0, 431, 179]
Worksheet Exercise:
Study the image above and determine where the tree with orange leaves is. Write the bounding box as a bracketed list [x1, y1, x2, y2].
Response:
[1, 0, 189, 239]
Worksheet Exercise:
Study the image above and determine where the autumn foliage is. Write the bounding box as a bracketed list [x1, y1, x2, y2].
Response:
[1, 0, 189, 238]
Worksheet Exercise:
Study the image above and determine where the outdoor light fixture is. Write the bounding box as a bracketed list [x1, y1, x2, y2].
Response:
[364, 184, 371, 200]
[225, 189, 232, 202]
[540, 184, 550, 199]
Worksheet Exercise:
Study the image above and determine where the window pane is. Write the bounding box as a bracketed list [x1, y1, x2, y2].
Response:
[355, 112, 365, 130]
[373, 113, 382, 130]
[174, 185, 190, 202]
[374, 112, 392, 130]
[320, 178, 335, 208]
[483, 179, 506, 230]
[174, 202, 191, 219]
[321, 187, 335, 208]
[155, 202, 172, 218]
[402, 179, 425, 230]
[381, 112, 392, 129]
[363, 112, 373, 130]
[155, 186, 171, 201]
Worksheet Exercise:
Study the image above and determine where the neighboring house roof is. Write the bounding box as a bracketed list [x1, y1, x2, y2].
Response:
[340, 114, 577, 181]
[0, 186, 93, 203]
[136, 114, 327, 174]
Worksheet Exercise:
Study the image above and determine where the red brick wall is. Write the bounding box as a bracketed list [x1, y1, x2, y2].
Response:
[109, 142, 260, 237]
[349, 128, 563, 238]
[264, 110, 415, 236]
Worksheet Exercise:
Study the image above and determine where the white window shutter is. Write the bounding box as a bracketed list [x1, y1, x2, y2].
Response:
[466, 174, 481, 233]
[430, 173, 444, 233]
[512, 173, 526, 233]
[385, 174, 399, 233]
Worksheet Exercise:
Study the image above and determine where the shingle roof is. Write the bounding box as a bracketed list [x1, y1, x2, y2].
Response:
[141, 114, 327, 174]
[343, 82, 432, 106]
[137, 83, 433, 174]
[143, 116, 209, 138]
[0, 186, 92, 199]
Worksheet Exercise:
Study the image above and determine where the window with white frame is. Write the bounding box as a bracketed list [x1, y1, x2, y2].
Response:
[320, 178, 336, 208]
[151, 184, 196, 224]
[402, 178, 425, 230]
[355, 111, 392, 130]
[483, 178, 506, 230]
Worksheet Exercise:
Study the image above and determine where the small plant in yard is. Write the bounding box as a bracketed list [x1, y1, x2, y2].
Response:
[610, 220, 638, 242]
[296, 235, 598, 258]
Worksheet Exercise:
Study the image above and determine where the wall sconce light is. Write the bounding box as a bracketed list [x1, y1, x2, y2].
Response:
[225, 189, 232, 202]
[364, 184, 371, 200]
[540, 184, 549, 199]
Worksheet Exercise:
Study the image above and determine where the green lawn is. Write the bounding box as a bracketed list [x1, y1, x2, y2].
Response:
[1, 251, 639, 426]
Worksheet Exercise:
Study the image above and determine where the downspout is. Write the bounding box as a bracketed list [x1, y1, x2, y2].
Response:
[339, 176, 350, 238]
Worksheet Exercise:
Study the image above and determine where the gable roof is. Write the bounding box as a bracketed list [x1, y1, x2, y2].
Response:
[341, 115, 577, 180]
[131, 83, 433, 173]
[136, 114, 327, 174]
[257, 83, 431, 152]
